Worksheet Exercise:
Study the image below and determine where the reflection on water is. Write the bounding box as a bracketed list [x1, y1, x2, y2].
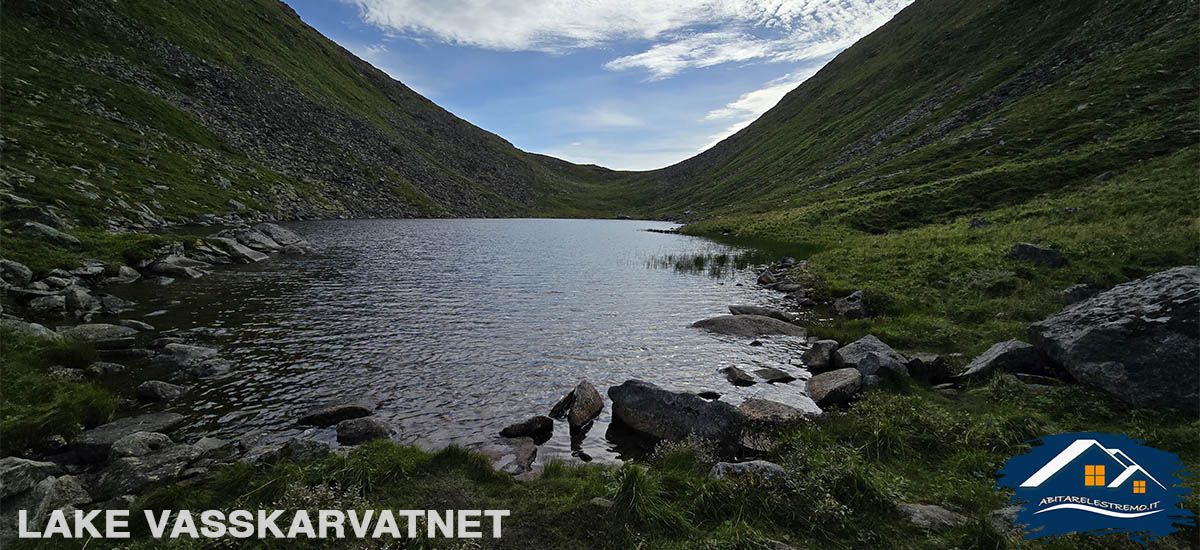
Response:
[109, 219, 816, 465]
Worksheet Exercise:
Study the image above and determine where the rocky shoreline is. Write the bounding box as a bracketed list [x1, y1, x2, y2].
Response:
[0, 229, 1196, 539]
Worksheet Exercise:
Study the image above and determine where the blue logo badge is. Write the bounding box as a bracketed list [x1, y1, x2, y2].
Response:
[995, 432, 1195, 545]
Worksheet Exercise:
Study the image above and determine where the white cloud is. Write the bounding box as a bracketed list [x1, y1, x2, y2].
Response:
[573, 106, 644, 129]
[348, 0, 912, 77]
[702, 66, 820, 147]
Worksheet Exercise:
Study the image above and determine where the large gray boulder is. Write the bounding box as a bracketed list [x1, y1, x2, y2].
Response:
[807, 368, 863, 408]
[956, 340, 1056, 381]
[0, 457, 61, 499]
[0, 259, 33, 287]
[691, 315, 807, 338]
[20, 222, 80, 247]
[833, 335, 908, 378]
[728, 305, 791, 322]
[71, 412, 185, 463]
[97, 443, 200, 498]
[254, 223, 305, 247]
[0, 319, 59, 341]
[608, 380, 745, 446]
[210, 237, 269, 263]
[1028, 266, 1199, 413]
[27, 475, 92, 530]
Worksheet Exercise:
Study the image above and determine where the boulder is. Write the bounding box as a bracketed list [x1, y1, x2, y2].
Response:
[728, 305, 791, 322]
[0, 319, 58, 341]
[905, 353, 952, 384]
[97, 443, 200, 498]
[297, 399, 376, 427]
[210, 237, 269, 263]
[754, 366, 796, 383]
[148, 260, 205, 279]
[0, 457, 61, 499]
[1028, 266, 1199, 413]
[710, 460, 787, 485]
[956, 339, 1056, 381]
[721, 366, 757, 386]
[137, 380, 187, 402]
[757, 269, 778, 285]
[110, 432, 174, 458]
[215, 227, 280, 252]
[897, 503, 967, 532]
[62, 286, 92, 312]
[27, 475, 92, 529]
[834, 335, 908, 378]
[336, 417, 394, 445]
[20, 222, 80, 247]
[468, 437, 537, 475]
[104, 266, 141, 285]
[691, 315, 807, 338]
[160, 343, 218, 367]
[275, 438, 333, 461]
[254, 223, 305, 246]
[71, 412, 185, 463]
[29, 294, 66, 313]
[800, 339, 839, 372]
[833, 290, 869, 319]
[608, 380, 745, 446]
[1010, 242, 1067, 268]
[500, 416, 553, 440]
[0, 259, 33, 287]
[118, 319, 155, 332]
[547, 380, 604, 429]
[57, 323, 139, 344]
[807, 368, 863, 408]
[738, 398, 819, 426]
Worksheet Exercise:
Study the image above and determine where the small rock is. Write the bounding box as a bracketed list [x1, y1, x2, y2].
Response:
[137, 380, 187, 402]
[0, 259, 33, 287]
[834, 335, 908, 378]
[800, 339, 839, 372]
[956, 339, 1056, 381]
[548, 380, 604, 429]
[276, 438, 333, 461]
[739, 398, 819, 425]
[104, 266, 141, 285]
[589, 497, 614, 508]
[897, 503, 967, 532]
[710, 460, 787, 485]
[469, 437, 537, 475]
[1010, 242, 1067, 268]
[905, 353, 952, 384]
[833, 290, 869, 319]
[71, 412, 185, 463]
[721, 366, 757, 386]
[500, 416, 553, 441]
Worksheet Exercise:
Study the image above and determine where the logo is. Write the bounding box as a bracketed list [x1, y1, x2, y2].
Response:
[995, 432, 1194, 545]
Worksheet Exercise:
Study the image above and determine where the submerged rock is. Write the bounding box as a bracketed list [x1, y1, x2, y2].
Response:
[721, 366, 757, 386]
[727, 305, 791, 322]
[469, 437, 537, 475]
[297, 399, 376, 427]
[336, 417, 393, 445]
[137, 380, 188, 402]
[1028, 265, 1199, 413]
[548, 380, 604, 429]
[691, 315, 807, 338]
[500, 416, 553, 441]
[608, 380, 745, 447]
[754, 366, 796, 383]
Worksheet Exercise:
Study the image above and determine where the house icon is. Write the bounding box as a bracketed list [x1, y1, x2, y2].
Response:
[1019, 439, 1167, 493]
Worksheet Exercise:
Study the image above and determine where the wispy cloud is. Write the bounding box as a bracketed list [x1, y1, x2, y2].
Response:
[702, 66, 821, 147]
[347, 0, 912, 77]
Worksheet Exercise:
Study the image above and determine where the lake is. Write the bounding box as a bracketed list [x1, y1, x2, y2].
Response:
[115, 218, 816, 464]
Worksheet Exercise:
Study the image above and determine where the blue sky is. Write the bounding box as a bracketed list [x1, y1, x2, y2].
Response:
[282, 0, 912, 170]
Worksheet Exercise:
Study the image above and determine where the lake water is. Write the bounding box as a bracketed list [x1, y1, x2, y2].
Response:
[115, 219, 816, 464]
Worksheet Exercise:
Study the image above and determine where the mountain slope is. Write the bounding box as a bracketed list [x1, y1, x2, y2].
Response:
[640, 0, 1197, 231]
[0, 0, 618, 233]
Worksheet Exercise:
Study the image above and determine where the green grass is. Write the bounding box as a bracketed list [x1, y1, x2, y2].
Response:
[0, 328, 118, 455]
[684, 146, 1199, 355]
[10, 377, 1191, 550]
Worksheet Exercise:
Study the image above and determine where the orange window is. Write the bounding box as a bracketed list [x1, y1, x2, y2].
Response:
[1133, 480, 1146, 494]
[1085, 465, 1106, 486]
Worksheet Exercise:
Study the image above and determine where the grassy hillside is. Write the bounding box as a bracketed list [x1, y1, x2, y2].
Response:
[0, 0, 626, 247]
[632, 0, 1200, 355]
